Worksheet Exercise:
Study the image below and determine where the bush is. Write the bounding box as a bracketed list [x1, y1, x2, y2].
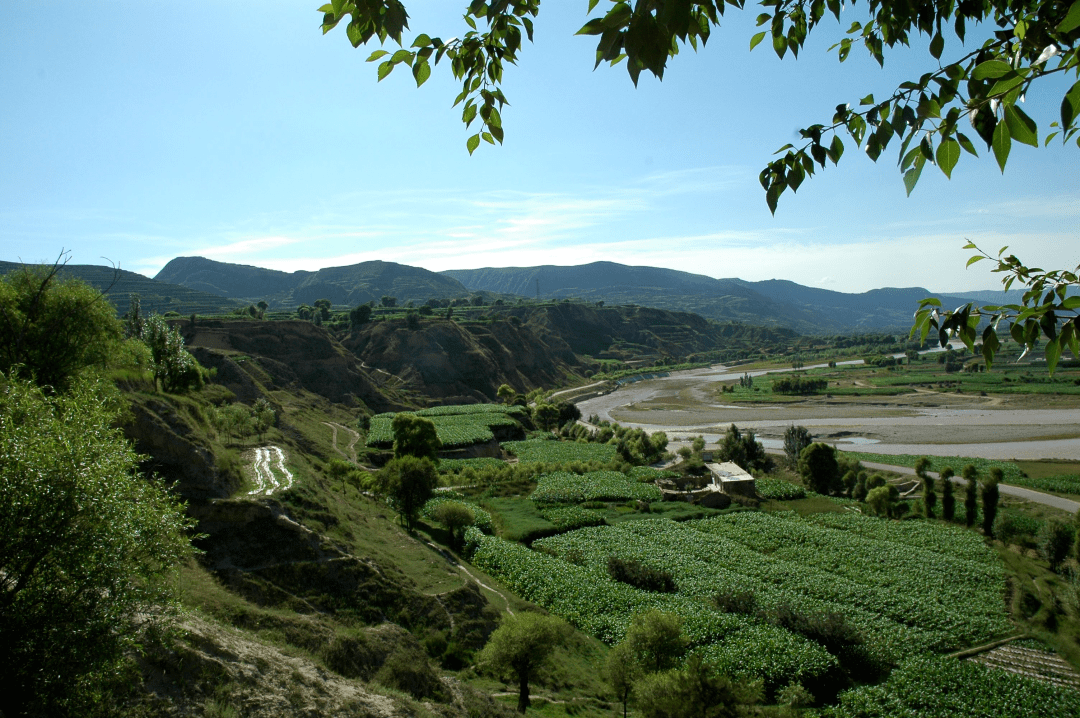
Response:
[374, 643, 448, 701]
[712, 589, 759, 616]
[607, 556, 677, 593]
[1038, 519, 1077, 572]
[0, 375, 194, 716]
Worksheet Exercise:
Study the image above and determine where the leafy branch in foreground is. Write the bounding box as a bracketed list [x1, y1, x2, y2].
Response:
[320, 0, 539, 155]
[911, 242, 1080, 373]
[321, 1, 1080, 208]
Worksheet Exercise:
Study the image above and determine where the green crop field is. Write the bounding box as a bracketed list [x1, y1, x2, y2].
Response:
[467, 509, 1011, 690]
[530, 471, 663, 504]
[367, 404, 524, 448]
[825, 653, 1080, 717]
[843, 452, 1027, 484]
[501, 438, 617, 464]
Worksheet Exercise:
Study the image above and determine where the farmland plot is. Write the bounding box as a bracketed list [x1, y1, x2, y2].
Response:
[467, 510, 1013, 688]
[367, 405, 524, 448]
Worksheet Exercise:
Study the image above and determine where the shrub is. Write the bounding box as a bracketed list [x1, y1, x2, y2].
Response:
[607, 556, 677, 593]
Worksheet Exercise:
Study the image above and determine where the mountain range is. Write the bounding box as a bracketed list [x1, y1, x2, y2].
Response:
[0, 255, 1025, 334]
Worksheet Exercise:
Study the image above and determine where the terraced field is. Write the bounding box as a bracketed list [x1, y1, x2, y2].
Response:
[466, 509, 1012, 689]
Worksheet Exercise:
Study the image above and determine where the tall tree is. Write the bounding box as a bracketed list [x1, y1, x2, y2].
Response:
[605, 641, 642, 718]
[963, 464, 980, 528]
[0, 375, 194, 717]
[479, 613, 570, 713]
[783, 425, 813, 467]
[798, 442, 841, 495]
[625, 609, 688, 674]
[940, 466, 956, 522]
[379, 455, 438, 531]
[915, 456, 936, 519]
[391, 412, 442, 462]
[982, 467, 1002, 537]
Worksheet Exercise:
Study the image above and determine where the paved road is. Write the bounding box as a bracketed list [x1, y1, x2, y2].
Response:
[850, 460, 1077, 514]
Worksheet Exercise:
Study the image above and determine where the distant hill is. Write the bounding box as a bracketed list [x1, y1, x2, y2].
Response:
[156, 256, 471, 308]
[0, 260, 243, 315]
[443, 262, 997, 334]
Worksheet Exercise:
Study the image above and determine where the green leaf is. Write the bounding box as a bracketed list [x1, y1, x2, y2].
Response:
[391, 49, 412, 64]
[956, 133, 978, 157]
[467, 134, 480, 155]
[413, 61, 431, 87]
[903, 154, 925, 196]
[992, 121, 1011, 172]
[377, 61, 394, 81]
[1005, 105, 1038, 147]
[750, 31, 766, 51]
[859, 94, 875, 106]
[965, 255, 985, 268]
[827, 135, 844, 164]
[929, 33, 944, 60]
[367, 50, 390, 62]
[981, 326, 1001, 370]
[936, 138, 960, 179]
[482, 132, 494, 144]
[1046, 337, 1063, 375]
[1057, 0, 1080, 33]
[1061, 80, 1080, 129]
[972, 60, 1012, 80]
[412, 33, 431, 48]
[1063, 296, 1080, 310]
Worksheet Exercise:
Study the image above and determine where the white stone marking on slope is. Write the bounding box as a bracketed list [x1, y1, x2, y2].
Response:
[269, 446, 294, 493]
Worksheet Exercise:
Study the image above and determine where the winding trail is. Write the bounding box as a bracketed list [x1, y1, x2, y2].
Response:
[323, 421, 361, 463]
[420, 538, 515, 616]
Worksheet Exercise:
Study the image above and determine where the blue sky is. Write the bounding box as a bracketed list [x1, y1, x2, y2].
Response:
[1, 1, 1076, 293]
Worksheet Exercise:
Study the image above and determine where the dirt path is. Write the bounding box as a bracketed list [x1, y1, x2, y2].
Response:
[420, 538, 515, 616]
[322, 421, 361, 463]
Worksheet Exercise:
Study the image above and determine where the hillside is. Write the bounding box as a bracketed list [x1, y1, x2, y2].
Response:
[443, 261, 994, 333]
[0, 260, 244, 315]
[156, 256, 471, 308]
[342, 303, 795, 402]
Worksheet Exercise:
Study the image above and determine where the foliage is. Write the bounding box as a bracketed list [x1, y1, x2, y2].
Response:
[0, 263, 124, 391]
[717, 423, 771, 473]
[379, 455, 439, 531]
[964, 464, 981, 529]
[422, 495, 493, 533]
[431, 500, 475, 549]
[783, 425, 813, 467]
[605, 641, 641, 718]
[842, 451, 1026, 485]
[0, 374, 195, 717]
[798, 442, 841, 495]
[540, 505, 607, 530]
[772, 375, 828, 395]
[530, 470, 663, 504]
[350, 303, 372, 327]
[324, 0, 1080, 208]
[635, 654, 746, 718]
[478, 612, 570, 713]
[913, 243, 1080, 375]
[391, 412, 442, 460]
[625, 609, 688, 673]
[755, 475, 807, 500]
[368, 404, 524, 448]
[141, 314, 205, 393]
[825, 653, 1080, 717]
[916, 456, 937, 519]
[502, 437, 618, 464]
[1037, 518, 1077, 571]
[469, 510, 1007, 689]
[981, 474, 1001, 536]
[607, 557, 677, 593]
[940, 466, 957, 521]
